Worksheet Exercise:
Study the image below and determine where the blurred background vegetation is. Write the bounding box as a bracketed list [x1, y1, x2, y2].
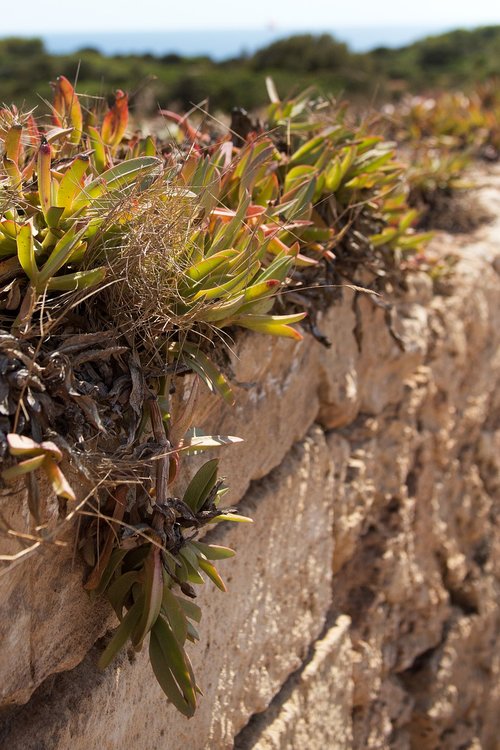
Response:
[1, 25, 500, 115]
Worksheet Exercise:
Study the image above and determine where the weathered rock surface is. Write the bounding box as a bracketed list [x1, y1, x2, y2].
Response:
[0, 169, 499, 748]
[0, 474, 113, 707]
[234, 615, 354, 750]
[0, 427, 335, 748]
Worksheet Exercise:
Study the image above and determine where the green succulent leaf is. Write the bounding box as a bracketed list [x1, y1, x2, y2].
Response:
[151, 615, 198, 709]
[177, 597, 202, 624]
[233, 312, 307, 340]
[106, 571, 140, 620]
[208, 512, 253, 524]
[68, 156, 161, 216]
[45, 267, 106, 292]
[191, 542, 236, 560]
[186, 620, 200, 643]
[183, 458, 219, 513]
[56, 155, 90, 210]
[37, 225, 87, 286]
[197, 557, 227, 592]
[132, 548, 164, 648]
[149, 620, 196, 717]
[175, 344, 235, 405]
[161, 585, 189, 645]
[87, 126, 107, 173]
[179, 549, 205, 584]
[185, 249, 239, 284]
[97, 595, 144, 670]
[92, 548, 129, 597]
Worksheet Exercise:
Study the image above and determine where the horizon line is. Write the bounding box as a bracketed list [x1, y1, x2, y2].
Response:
[3, 22, 500, 35]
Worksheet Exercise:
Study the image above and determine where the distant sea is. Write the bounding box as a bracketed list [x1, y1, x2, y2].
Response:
[21, 26, 463, 60]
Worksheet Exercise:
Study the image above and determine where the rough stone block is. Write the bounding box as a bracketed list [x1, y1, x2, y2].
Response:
[0, 476, 113, 707]
[0, 427, 335, 749]
[234, 615, 353, 750]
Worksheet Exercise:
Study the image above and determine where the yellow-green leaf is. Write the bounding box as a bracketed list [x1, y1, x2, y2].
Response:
[42, 457, 76, 500]
[208, 512, 253, 524]
[192, 542, 235, 560]
[56, 155, 90, 211]
[197, 557, 227, 591]
[1, 455, 46, 481]
[16, 224, 38, 281]
[45, 267, 106, 292]
[233, 312, 306, 340]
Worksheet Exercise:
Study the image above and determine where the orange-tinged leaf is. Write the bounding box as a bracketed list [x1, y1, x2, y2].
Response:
[159, 109, 200, 143]
[101, 90, 129, 148]
[53, 76, 83, 145]
[38, 441, 63, 461]
[42, 458, 76, 500]
[25, 114, 40, 148]
[197, 557, 227, 591]
[51, 86, 63, 127]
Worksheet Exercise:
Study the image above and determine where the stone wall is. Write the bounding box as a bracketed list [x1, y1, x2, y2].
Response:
[0, 173, 499, 749]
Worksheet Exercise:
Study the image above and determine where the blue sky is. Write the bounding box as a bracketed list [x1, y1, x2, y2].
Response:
[4, 0, 500, 33]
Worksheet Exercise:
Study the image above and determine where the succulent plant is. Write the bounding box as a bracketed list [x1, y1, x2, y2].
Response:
[0, 75, 435, 716]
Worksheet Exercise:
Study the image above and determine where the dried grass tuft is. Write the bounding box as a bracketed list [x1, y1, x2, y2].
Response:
[101, 177, 202, 341]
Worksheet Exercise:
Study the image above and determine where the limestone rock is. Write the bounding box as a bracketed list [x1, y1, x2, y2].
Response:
[0, 427, 335, 749]
[234, 615, 353, 750]
[1, 169, 500, 748]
